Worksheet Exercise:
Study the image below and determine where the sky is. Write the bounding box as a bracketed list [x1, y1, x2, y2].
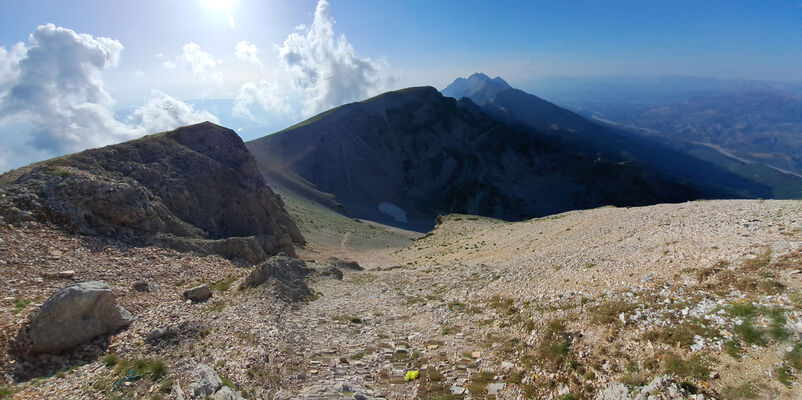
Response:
[0, 0, 800, 171]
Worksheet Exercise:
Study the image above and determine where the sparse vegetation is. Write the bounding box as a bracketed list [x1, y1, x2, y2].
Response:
[209, 276, 237, 291]
[662, 353, 710, 380]
[722, 380, 763, 399]
[11, 298, 31, 314]
[589, 300, 637, 324]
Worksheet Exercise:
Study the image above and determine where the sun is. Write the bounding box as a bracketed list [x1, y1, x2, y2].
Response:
[203, 0, 236, 12]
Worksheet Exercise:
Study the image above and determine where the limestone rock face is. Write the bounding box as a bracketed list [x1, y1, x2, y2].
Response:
[0, 122, 303, 262]
[30, 281, 134, 353]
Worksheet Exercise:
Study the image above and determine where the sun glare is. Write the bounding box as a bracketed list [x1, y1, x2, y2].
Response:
[204, 0, 236, 12]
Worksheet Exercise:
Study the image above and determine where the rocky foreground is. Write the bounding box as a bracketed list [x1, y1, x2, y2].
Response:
[0, 199, 800, 399]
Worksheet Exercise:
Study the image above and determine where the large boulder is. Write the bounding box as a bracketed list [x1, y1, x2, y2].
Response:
[183, 284, 212, 302]
[0, 122, 303, 262]
[29, 281, 134, 353]
[241, 255, 312, 301]
[189, 363, 222, 398]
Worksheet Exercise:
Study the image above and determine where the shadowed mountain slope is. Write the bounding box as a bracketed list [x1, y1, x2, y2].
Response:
[248, 87, 700, 231]
[443, 73, 801, 199]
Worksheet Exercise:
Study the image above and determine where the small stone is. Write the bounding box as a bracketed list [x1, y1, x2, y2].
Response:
[212, 386, 245, 400]
[133, 280, 157, 292]
[450, 386, 465, 395]
[58, 270, 75, 278]
[487, 382, 505, 395]
[471, 351, 481, 359]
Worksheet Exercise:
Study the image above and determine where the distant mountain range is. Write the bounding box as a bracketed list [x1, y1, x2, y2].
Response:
[523, 75, 802, 180]
[443, 73, 802, 199]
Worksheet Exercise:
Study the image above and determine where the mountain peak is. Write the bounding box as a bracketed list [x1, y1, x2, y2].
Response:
[441, 73, 512, 105]
[468, 72, 510, 87]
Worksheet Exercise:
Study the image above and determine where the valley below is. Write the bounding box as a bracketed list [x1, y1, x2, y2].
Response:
[2, 197, 801, 399]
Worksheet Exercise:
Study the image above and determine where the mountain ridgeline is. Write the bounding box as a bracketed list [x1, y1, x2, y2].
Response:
[443, 73, 801, 199]
[247, 86, 701, 231]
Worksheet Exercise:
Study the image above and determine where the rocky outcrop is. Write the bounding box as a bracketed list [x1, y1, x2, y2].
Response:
[241, 255, 312, 301]
[189, 363, 222, 398]
[187, 363, 245, 399]
[329, 257, 364, 271]
[29, 281, 134, 353]
[0, 122, 303, 262]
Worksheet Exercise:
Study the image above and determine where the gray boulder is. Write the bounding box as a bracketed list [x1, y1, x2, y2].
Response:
[183, 285, 211, 302]
[595, 382, 630, 400]
[30, 281, 134, 353]
[189, 363, 222, 398]
[330, 258, 364, 271]
[212, 386, 245, 400]
[241, 255, 312, 301]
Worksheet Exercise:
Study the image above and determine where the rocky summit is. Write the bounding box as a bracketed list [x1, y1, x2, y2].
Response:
[0, 122, 303, 262]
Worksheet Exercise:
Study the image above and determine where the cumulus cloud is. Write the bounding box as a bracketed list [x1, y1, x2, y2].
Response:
[0, 42, 26, 97]
[0, 24, 217, 170]
[129, 90, 218, 132]
[277, 0, 395, 115]
[164, 42, 223, 86]
[0, 24, 141, 153]
[235, 41, 262, 67]
[233, 80, 291, 120]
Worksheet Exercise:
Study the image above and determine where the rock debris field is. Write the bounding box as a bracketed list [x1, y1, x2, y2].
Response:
[1, 199, 802, 399]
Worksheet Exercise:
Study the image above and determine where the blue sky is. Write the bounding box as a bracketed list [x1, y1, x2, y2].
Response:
[0, 0, 800, 171]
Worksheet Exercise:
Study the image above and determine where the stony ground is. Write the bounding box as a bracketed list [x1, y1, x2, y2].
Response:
[1, 199, 802, 399]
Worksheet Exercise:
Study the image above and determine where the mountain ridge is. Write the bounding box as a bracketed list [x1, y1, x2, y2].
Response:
[247, 85, 700, 231]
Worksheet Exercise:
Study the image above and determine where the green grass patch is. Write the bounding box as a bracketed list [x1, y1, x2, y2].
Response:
[11, 299, 31, 314]
[209, 276, 237, 291]
[785, 344, 802, 370]
[722, 380, 763, 399]
[775, 366, 792, 386]
[101, 354, 121, 367]
[589, 300, 637, 324]
[0, 385, 18, 399]
[662, 353, 710, 380]
[725, 340, 742, 359]
[642, 319, 717, 348]
[114, 358, 168, 379]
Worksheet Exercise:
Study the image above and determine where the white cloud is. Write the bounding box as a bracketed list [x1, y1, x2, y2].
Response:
[0, 42, 26, 98]
[233, 80, 291, 120]
[0, 24, 140, 153]
[235, 41, 262, 67]
[0, 24, 218, 171]
[129, 90, 218, 132]
[277, 0, 395, 115]
[134, 69, 145, 79]
[164, 42, 223, 86]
